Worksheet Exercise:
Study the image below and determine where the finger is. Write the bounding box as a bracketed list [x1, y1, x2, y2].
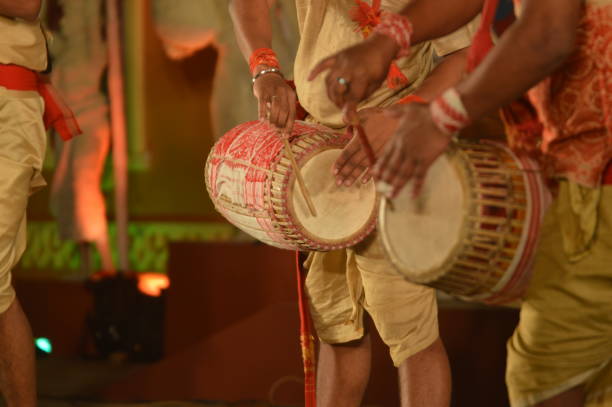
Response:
[333, 134, 360, 174]
[285, 91, 296, 135]
[326, 74, 348, 109]
[344, 78, 369, 112]
[342, 159, 369, 186]
[308, 56, 337, 81]
[361, 168, 372, 184]
[275, 93, 290, 130]
[391, 159, 418, 199]
[337, 150, 366, 180]
[342, 102, 359, 126]
[384, 158, 415, 199]
[258, 95, 270, 121]
[410, 161, 429, 199]
[381, 146, 407, 185]
[269, 95, 281, 127]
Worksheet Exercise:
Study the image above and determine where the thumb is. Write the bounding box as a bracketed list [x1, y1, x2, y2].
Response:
[308, 56, 336, 81]
[342, 102, 360, 126]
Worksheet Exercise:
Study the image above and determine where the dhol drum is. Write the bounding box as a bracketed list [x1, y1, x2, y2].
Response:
[206, 120, 378, 251]
[379, 140, 550, 305]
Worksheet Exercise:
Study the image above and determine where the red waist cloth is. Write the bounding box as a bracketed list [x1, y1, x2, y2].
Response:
[0, 64, 81, 141]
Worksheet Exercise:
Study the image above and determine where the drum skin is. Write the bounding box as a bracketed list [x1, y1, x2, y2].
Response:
[205, 120, 378, 251]
[379, 140, 551, 305]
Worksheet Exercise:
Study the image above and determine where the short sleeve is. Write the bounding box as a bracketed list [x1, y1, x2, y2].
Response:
[431, 15, 481, 57]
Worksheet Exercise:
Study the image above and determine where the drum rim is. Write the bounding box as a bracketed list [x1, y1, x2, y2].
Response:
[379, 147, 470, 283]
[279, 138, 379, 251]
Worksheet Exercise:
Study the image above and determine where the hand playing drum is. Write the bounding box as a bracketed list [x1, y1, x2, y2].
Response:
[252, 71, 297, 136]
[373, 102, 454, 199]
[332, 106, 401, 187]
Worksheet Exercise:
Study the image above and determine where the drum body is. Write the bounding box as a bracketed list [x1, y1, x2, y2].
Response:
[379, 141, 550, 305]
[206, 120, 378, 251]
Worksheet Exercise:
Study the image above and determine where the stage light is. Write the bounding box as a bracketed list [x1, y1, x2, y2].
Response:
[137, 273, 170, 297]
[35, 337, 52, 354]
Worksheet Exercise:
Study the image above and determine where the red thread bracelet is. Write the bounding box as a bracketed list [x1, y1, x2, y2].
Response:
[373, 12, 413, 58]
[430, 88, 471, 135]
[249, 48, 281, 75]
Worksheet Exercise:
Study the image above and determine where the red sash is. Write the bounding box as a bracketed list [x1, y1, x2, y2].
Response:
[0, 64, 81, 141]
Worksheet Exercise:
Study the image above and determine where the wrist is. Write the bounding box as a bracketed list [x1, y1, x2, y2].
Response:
[369, 33, 400, 65]
[429, 88, 471, 135]
[253, 64, 279, 76]
[372, 12, 413, 59]
[252, 67, 283, 85]
[249, 48, 281, 75]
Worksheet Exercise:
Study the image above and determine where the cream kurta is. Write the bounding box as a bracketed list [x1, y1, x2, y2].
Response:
[0, 15, 47, 71]
[0, 17, 47, 312]
[293, 0, 476, 128]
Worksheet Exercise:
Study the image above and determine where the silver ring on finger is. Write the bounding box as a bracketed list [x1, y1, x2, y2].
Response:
[336, 77, 350, 93]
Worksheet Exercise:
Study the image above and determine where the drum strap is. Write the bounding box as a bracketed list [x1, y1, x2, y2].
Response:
[296, 251, 317, 407]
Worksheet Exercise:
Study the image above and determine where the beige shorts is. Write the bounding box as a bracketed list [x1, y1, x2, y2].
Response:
[506, 183, 612, 407]
[0, 87, 46, 314]
[305, 232, 439, 367]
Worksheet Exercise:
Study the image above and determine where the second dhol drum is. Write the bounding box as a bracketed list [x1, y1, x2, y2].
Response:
[378, 141, 550, 305]
[206, 120, 378, 251]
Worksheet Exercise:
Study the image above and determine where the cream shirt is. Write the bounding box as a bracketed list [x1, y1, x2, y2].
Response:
[293, 0, 476, 128]
[0, 15, 47, 71]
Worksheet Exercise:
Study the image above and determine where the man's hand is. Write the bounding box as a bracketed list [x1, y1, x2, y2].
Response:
[373, 103, 453, 199]
[308, 34, 398, 116]
[253, 72, 296, 135]
[333, 107, 400, 187]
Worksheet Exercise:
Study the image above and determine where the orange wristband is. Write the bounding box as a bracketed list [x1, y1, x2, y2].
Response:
[249, 48, 281, 75]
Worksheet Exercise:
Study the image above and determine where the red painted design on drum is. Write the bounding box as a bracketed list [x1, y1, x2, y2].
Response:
[205, 120, 377, 251]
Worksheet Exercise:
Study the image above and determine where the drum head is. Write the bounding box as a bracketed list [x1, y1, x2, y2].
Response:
[290, 148, 377, 246]
[379, 153, 467, 283]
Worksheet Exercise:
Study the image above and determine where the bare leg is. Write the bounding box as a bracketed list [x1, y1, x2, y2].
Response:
[317, 333, 371, 407]
[0, 299, 36, 407]
[398, 337, 451, 407]
[536, 386, 585, 407]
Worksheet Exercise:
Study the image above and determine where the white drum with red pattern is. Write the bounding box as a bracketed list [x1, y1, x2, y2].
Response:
[205, 121, 378, 251]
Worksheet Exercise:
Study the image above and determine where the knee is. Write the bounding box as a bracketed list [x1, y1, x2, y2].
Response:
[319, 333, 372, 359]
[395, 336, 447, 367]
[0, 285, 16, 315]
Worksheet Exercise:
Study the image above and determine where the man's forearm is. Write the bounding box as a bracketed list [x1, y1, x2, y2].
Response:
[229, 0, 274, 65]
[413, 48, 468, 101]
[401, 0, 483, 45]
[456, 0, 581, 120]
[0, 0, 41, 21]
